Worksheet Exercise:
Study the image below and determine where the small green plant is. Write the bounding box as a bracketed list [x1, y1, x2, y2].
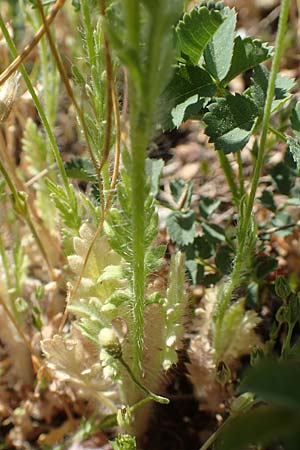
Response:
[0, 0, 300, 448]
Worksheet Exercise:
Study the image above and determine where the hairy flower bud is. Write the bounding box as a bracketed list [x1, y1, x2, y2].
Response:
[98, 327, 122, 359]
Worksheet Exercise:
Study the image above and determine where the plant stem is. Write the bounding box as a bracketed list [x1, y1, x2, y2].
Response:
[0, 15, 71, 198]
[244, 0, 291, 231]
[217, 151, 239, 206]
[214, 0, 291, 351]
[236, 150, 245, 198]
[119, 356, 169, 404]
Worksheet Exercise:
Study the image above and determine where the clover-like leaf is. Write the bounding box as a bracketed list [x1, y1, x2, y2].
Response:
[204, 93, 259, 153]
[176, 6, 224, 65]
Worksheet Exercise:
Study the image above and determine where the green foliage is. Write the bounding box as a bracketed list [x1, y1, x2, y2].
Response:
[204, 7, 236, 81]
[176, 6, 224, 65]
[204, 94, 259, 153]
[110, 434, 136, 450]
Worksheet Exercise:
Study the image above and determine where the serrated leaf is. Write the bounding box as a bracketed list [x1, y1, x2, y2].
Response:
[271, 210, 293, 237]
[291, 100, 300, 140]
[199, 196, 221, 219]
[162, 65, 216, 129]
[270, 162, 292, 195]
[250, 65, 294, 114]
[145, 158, 164, 197]
[170, 179, 193, 208]
[287, 136, 300, 170]
[176, 7, 224, 65]
[185, 259, 204, 285]
[204, 94, 258, 153]
[202, 222, 225, 244]
[253, 254, 278, 280]
[166, 210, 196, 246]
[222, 36, 273, 85]
[259, 189, 276, 212]
[204, 7, 237, 81]
[215, 246, 233, 274]
[65, 157, 97, 182]
[215, 405, 300, 450]
[241, 359, 300, 410]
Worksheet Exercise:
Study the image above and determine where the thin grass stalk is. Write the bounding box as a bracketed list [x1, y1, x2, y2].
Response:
[0, 0, 65, 86]
[0, 15, 72, 199]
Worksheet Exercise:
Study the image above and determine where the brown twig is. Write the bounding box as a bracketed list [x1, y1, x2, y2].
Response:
[0, 0, 66, 86]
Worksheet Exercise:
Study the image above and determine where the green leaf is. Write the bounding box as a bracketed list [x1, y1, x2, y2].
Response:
[222, 36, 273, 85]
[270, 162, 292, 195]
[145, 158, 164, 197]
[166, 210, 196, 246]
[176, 7, 224, 65]
[111, 434, 136, 450]
[215, 405, 300, 450]
[185, 259, 204, 285]
[271, 210, 293, 237]
[204, 94, 258, 153]
[241, 359, 300, 410]
[287, 136, 300, 171]
[199, 196, 221, 219]
[204, 7, 237, 81]
[253, 254, 278, 280]
[291, 100, 300, 140]
[64, 157, 96, 182]
[170, 179, 193, 209]
[250, 65, 294, 114]
[215, 246, 234, 274]
[162, 65, 216, 129]
[258, 189, 276, 212]
[202, 222, 225, 244]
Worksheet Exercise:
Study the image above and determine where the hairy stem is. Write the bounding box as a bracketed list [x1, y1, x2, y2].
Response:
[217, 151, 239, 206]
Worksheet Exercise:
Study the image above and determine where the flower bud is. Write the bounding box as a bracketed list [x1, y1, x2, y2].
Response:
[98, 327, 122, 359]
[275, 276, 291, 303]
[216, 360, 231, 385]
[230, 393, 255, 415]
[116, 407, 133, 429]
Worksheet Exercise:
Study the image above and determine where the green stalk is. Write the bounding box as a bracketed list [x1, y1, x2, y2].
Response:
[236, 150, 245, 198]
[217, 151, 239, 206]
[0, 15, 71, 199]
[123, 0, 140, 48]
[213, 0, 291, 359]
[243, 0, 290, 230]
[130, 124, 148, 376]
